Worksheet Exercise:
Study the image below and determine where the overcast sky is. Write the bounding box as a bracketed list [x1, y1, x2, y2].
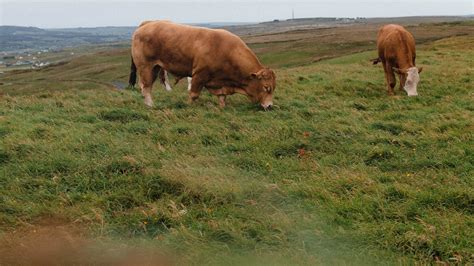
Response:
[0, 0, 472, 28]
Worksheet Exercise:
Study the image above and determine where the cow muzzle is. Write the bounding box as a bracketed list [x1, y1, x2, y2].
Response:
[261, 102, 273, 110]
[404, 86, 418, 97]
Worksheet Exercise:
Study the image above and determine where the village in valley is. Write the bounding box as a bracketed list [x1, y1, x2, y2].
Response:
[0, 25, 134, 72]
[1, 49, 59, 70]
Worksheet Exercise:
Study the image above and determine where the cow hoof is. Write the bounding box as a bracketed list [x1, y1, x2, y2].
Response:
[144, 98, 154, 107]
[218, 96, 226, 108]
[189, 92, 200, 102]
[188, 97, 197, 104]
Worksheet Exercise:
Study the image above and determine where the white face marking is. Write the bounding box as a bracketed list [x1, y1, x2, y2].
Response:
[404, 67, 420, 96]
[163, 70, 172, 91]
[187, 77, 192, 91]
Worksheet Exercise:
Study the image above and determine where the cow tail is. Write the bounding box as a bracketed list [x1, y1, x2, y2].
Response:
[129, 56, 137, 87]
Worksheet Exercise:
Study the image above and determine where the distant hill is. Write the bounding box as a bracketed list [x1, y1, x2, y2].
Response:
[0, 23, 248, 53]
[1, 16, 471, 53]
[0, 26, 135, 53]
[0, 26, 45, 35]
[225, 16, 473, 36]
[47, 26, 136, 36]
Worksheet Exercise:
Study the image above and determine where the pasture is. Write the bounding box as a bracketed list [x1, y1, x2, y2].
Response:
[0, 21, 473, 264]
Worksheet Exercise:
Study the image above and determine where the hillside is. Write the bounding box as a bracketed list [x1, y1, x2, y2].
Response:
[0, 23, 248, 53]
[0, 26, 45, 34]
[0, 21, 473, 264]
[1, 16, 470, 54]
[0, 26, 134, 52]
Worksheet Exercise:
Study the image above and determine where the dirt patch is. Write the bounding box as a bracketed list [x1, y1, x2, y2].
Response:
[0, 219, 172, 266]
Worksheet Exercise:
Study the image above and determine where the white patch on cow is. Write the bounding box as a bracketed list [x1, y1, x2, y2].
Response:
[404, 67, 420, 97]
[144, 91, 154, 107]
[164, 70, 172, 91]
[144, 97, 153, 107]
[187, 77, 192, 91]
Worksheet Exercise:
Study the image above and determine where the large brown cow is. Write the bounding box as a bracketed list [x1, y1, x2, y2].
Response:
[372, 24, 423, 96]
[129, 20, 276, 109]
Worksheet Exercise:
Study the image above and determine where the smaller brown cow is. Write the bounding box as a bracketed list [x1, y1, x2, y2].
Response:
[373, 24, 423, 96]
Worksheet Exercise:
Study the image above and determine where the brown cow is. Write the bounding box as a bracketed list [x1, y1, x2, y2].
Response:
[372, 24, 423, 96]
[129, 20, 276, 109]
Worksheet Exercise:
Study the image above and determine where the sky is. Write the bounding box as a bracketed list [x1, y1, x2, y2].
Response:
[0, 0, 472, 28]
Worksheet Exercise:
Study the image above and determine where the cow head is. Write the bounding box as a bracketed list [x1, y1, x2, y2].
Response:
[247, 68, 276, 110]
[393, 67, 423, 96]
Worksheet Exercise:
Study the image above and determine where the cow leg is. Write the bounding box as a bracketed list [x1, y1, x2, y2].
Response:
[151, 65, 160, 86]
[218, 95, 226, 108]
[207, 88, 227, 108]
[138, 66, 156, 95]
[188, 75, 206, 103]
[187, 77, 192, 91]
[163, 70, 172, 91]
[156, 68, 172, 91]
[383, 62, 396, 95]
[138, 66, 156, 107]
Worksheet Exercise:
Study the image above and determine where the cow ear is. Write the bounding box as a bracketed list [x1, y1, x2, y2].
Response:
[418, 67, 423, 74]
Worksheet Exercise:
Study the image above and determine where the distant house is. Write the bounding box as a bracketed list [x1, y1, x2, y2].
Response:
[14, 61, 32, 66]
[32, 61, 50, 68]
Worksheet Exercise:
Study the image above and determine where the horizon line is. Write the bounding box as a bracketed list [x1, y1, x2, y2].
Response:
[1, 14, 472, 29]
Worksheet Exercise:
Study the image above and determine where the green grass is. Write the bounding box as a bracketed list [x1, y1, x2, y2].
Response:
[1, 35, 473, 264]
[252, 41, 374, 68]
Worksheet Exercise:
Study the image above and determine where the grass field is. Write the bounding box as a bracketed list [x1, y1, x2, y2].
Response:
[0, 21, 473, 264]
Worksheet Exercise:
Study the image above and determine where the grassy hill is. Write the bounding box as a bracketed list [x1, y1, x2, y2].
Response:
[0, 25, 134, 53]
[0, 22, 473, 264]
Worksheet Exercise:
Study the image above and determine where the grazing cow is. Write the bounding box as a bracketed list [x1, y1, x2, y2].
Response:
[129, 20, 276, 109]
[372, 24, 423, 96]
